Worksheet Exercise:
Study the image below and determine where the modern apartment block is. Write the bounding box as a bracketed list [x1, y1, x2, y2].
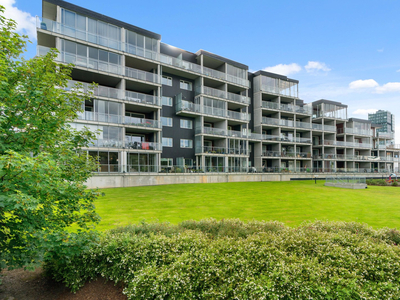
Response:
[368, 110, 395, 146]
[36, 0, 400, 175]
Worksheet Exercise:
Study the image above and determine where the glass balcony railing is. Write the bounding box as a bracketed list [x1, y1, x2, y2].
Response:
[38, 17, 250, 88]
[124, 141, 161, 151]
[295, 121, 312, 129]
[262, 101, 280, 110]
[60, 51, 123, 75]
[262, 134, 281, 141]
[37, 17, 123, 50]
[125, 43, 158, 61]
[202, 86, 227, 99]
[312, 123, 323, 130]
[124, 117, 161, 129]
[377, 132, 394, 139]
[77, 111, 123, 124]
[262, 117, 280, 126]
[227, 92, 251, 105]
[177, 100, 250, 122]
[324, 125, 336, 132]
[125, 66, 159, 84]
[295, 137, 312, 143]
[262, 150, 281, 157]
[66, 80, 123, 100]
[126, 91, 160, 106]
[159, 54, 202, 74]
[199, 86, 250, 105]
[227, 110, 251, 121]
[197, 146, 249, 155]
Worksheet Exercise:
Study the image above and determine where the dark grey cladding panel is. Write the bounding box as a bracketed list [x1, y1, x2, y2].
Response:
[196, 50, 248, 70]
[371, 123, 383, 128]
[43, 0, 161, 40]
[312, 99, 348, 108]
[349, 118, 372, 124]
[295, 99, 305, 106]
[160, 43, 198, 64]
[252, 70, 299, 84]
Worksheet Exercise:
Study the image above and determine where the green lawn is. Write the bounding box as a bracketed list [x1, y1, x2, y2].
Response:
[94, 181, 400, 231]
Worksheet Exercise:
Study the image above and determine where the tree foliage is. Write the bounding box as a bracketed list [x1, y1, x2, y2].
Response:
[0, 5, 100, 271]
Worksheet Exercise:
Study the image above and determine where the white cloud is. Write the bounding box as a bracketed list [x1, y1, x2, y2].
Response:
[396, 69, 400, 72]
[375, 82, 400, 94]
[353, 108, 378, 116]
[2, 0, 37, 41]
[349, 79, 379, 89]
[377, 48, 384, 52]
[305, 61, 331, 73]
[263, 63, 301, 76]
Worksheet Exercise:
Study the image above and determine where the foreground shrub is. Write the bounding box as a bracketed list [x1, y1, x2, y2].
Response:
[45, 220, 400, 299]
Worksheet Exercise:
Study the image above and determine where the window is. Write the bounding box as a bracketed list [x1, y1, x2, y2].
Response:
[162, 137, 173, 147]
[180, 80, 192, 91]
[161, 158, 173, 167]
[161, 117, 173, 127]
[162, 96, 173, 106]
[180, 139, 193, 148]
[184, 158, 193, 167]
[162, 76, 172, 86]
[180, 119, 192, 129]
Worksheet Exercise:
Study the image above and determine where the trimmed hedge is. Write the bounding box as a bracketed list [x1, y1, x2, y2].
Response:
[45, 220, 400, 299]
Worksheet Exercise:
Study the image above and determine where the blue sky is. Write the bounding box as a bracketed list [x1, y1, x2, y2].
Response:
[2, 0, 400, 142]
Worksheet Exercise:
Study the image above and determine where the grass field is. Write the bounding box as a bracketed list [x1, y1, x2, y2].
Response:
[94, 180, 400, 231]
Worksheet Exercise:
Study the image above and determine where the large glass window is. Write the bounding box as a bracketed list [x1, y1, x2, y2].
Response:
[162, 96, 173, 106]
[162, 76, 172, 86]
[180, 139, 193, 148]
[180, 119, 192, 129]
[162, 137, 173, 147]
[180, 80, 192, 91]
[161, 117, 173, 127]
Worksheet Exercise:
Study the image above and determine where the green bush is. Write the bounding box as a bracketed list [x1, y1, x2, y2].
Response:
[45, 220, 400, 299]
[367, 179, 389, 186]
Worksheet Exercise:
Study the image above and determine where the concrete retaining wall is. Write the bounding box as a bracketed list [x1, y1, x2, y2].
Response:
[85, 173, 384, 189]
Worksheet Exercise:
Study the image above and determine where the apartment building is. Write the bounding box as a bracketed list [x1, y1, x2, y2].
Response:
[36, 0, 400, 175]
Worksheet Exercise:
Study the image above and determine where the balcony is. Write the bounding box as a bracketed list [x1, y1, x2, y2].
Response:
[124, 117, 161, 129]
[159, 54, 202, 74]
[125, 66, 160, 84]
[377, 132, 394, 139]
[262, 117, 280, 126]
[199, 87, 250, 105]
[59, 50, 123, 75]
[295, 121, 312, 129]
[262, 101, 280, 110]
[203, 66, 250, 87]
[195, 127, 248, 138]
[77, 111, 123, 124]
[66, 80, 123, 100]
[37, 17, 159, 60]
[126, 91, 160, 106]
[197, 146, 248, 155]
[176, 100, 250, 122]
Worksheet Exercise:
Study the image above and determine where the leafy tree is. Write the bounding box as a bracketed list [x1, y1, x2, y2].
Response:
[0, 5, 100, 272]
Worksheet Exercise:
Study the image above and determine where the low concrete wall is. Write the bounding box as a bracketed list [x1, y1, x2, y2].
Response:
[85, 173, 385, 189]
[324, 182, 368, 189]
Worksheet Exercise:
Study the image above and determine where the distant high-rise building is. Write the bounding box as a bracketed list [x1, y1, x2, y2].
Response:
[368, 110, 395, 134]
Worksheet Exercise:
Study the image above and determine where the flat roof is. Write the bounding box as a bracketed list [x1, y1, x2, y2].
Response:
[349, 118, 372, 124]
[196, 50, 248, 70]
[252, 70, 299, 84]
[312, 99, 348, 108]
[43, 0, 161, 40]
